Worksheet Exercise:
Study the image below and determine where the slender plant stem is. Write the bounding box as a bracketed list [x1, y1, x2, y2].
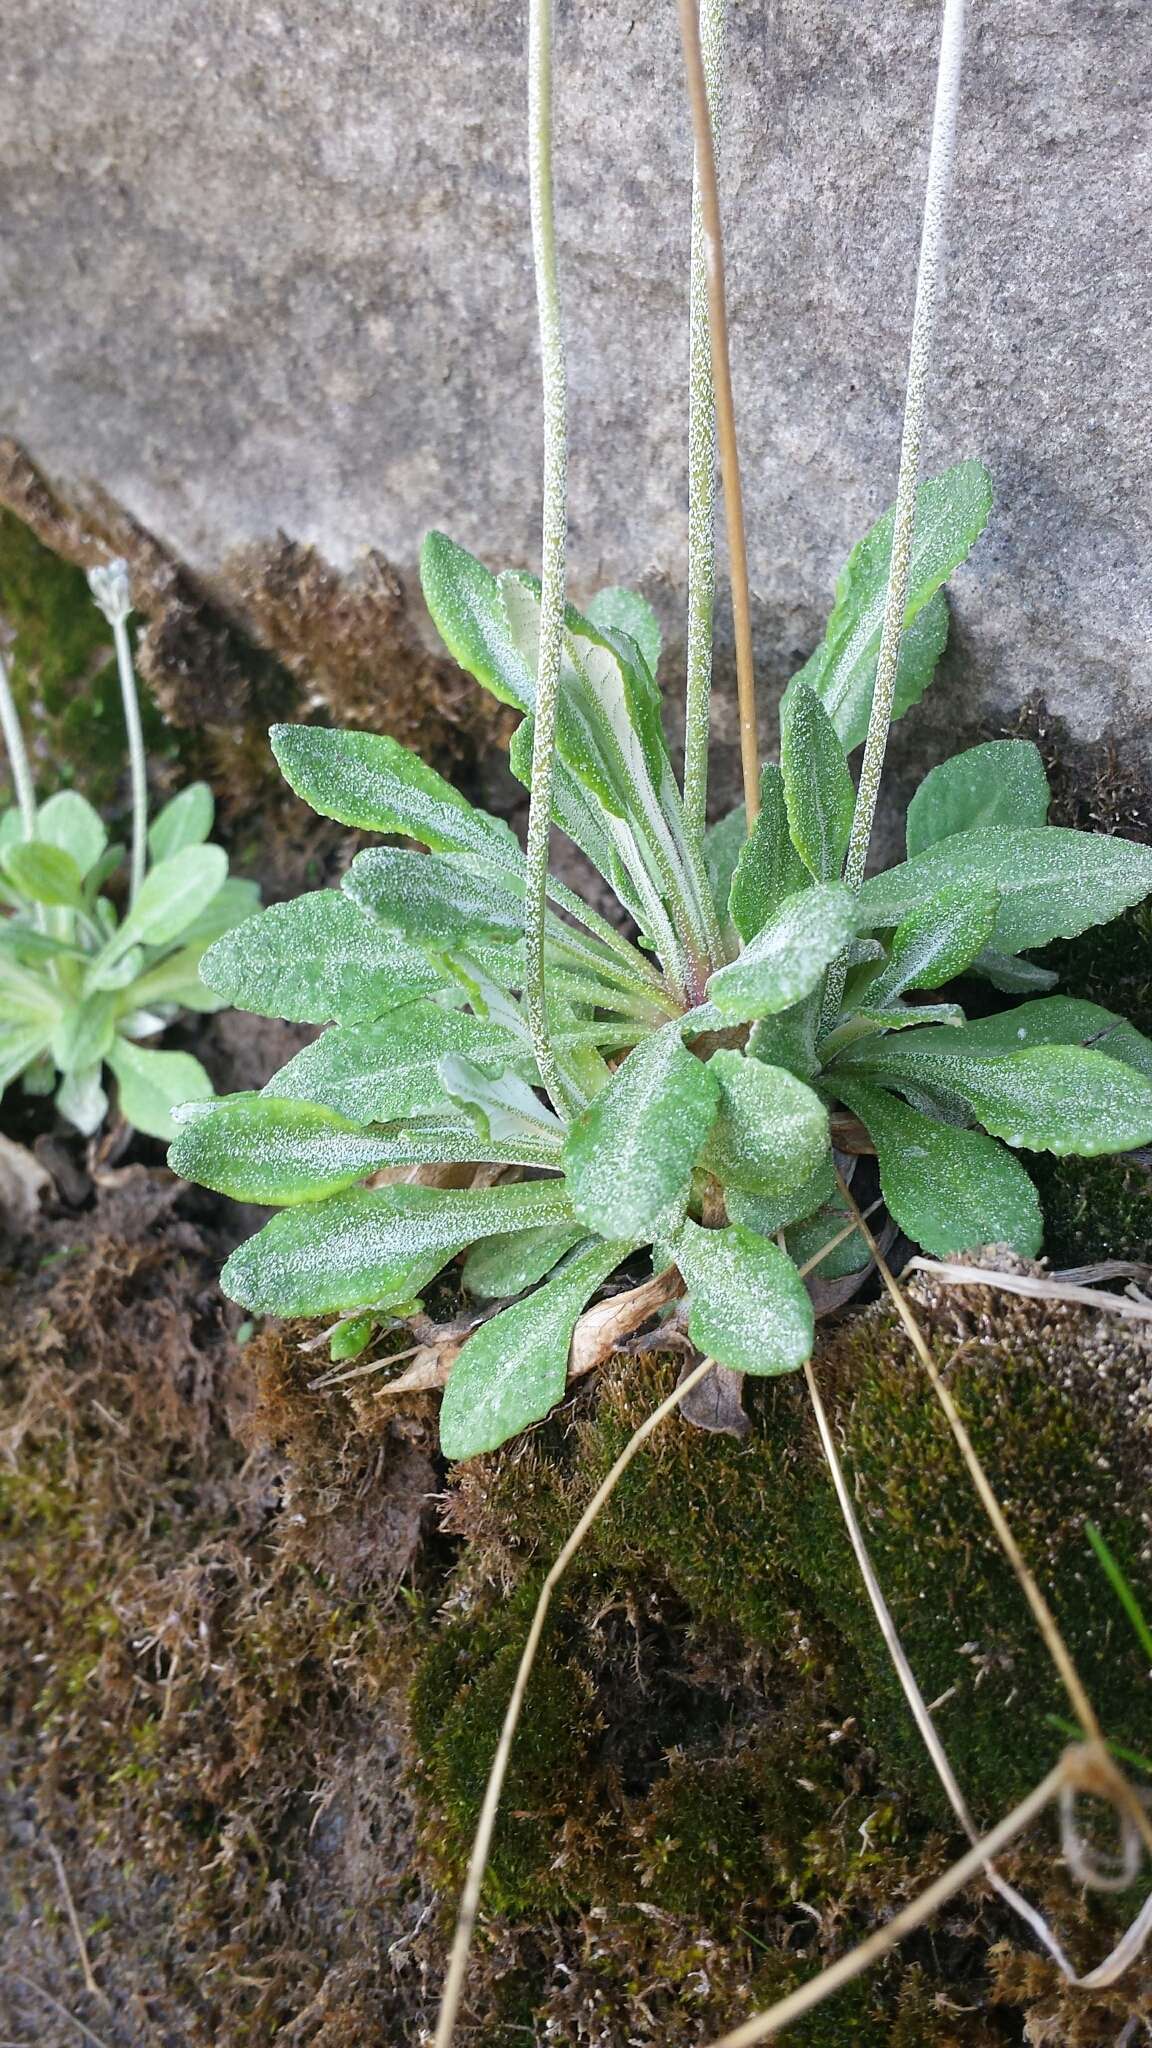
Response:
[521, 0, 574, 1116]
[431, 1357, 714, 2048]
[88, 560, 147, 904]
[677, 0, 759, 829]
[682, 0, 728, 841]
[702, 1762, 1067, 2047]
[0, 643, 38, 840]
[823, 0, 965, 1027]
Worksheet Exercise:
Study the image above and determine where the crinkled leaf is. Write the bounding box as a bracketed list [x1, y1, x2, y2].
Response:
[779, 684, 855, 882]
[584, 587, 661, 676]
[264, 1002, 532, 1123]
[563, 1024, 719, 1239]
[271, 724, 520, 864]
[37, 791, 108, 877]
[833, 1026, 1152, 1155]
[729, 766, 810, 941]
[860, 827, 1152, 953]
[440, 1238, 627, 1460]
[2, 840, 85, 908]
[202, 891, 440, 1023]
[147, 783, 215, 863]
[835, 1076, 1043, 1256]
[344, 847, 524, 946]
[672, 1219, 814, 1376]
[707, 883, 859, 1021]
[793, 460, 991, 750]
[106, 1037, 214, 1139]
[703, 1049, 829, 1198]
[462, 1220, 589, 1301]
[862, 884, 999, 1005]
[116, 846, 228, 950]
[221, 1176, 572, 1316]
[169, 1093, 425, 1205]
[948, 996, 1152, 1080]
[906, 739, 1050, 857]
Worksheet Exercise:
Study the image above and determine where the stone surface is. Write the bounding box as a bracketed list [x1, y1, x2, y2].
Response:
[1, 0, 1150, 800]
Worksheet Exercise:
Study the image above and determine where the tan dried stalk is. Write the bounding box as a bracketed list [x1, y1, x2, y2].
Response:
[677, 0, 759, 825]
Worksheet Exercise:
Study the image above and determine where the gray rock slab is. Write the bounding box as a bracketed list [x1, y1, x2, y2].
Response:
[2, 0, 1150, 798]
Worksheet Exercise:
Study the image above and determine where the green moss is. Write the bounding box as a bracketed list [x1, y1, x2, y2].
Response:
[413, 1277, 1151, 2038]
[0, 508, 173, 808]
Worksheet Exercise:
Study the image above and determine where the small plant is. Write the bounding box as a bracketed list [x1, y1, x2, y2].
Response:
[169, 463, 1152, 1458]
[0, 560, 258, 1138]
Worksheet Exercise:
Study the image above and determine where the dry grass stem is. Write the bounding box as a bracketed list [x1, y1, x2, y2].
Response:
[46, 1842, 102, 2002]
[908, 1255, 1152, 1324]
[701, 1761, 1067, 2046]
[836, 1174, 1152, 1864]
[677, 0, 759, 824]
[431, 1356, 715, 2048]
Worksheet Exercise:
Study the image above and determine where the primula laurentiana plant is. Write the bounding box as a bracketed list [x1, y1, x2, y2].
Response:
[0, 561, 258, 1138]
[170, 462, 1152, 1459]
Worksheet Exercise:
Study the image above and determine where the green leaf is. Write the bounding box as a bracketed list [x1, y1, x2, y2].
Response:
[117, 846, 228, 949]
[974, 950, 1059, 996]
[704, 803, 747, 928]
[37, 791, 108, 877]
[835, 1076, 1043, 1257]
[861, 884, 999, 1005]
[944, 996, 1152, 1080]
[726, 1157, 837, 1241]
[779, 684, 855, 881]
[107, 1038, 215, 1139]
[440, 1238, 627, 1460]
[672, 1219, 814, 1376]
[52, 991, 117, 1075]
[56, 1063, 108, 1135]
[329, 1314, 378, 1363]
[147, 783, 215, 863]
[343, 848, 525, 946]
[462, 1220, 589, 1301]
[202, 891, 440, 1024]
[270, 724, 520, 864]
[860, 827, 1152, 953]
[168, 1093, 428, 1205]
[0, 1024, 52, 1094]
[263, 1001, 532, 1123]
[439, 1054, 563, 1148]
[2, 840, 85, 908]
[784, 1188, 870, 1280]
[221, 1176, 572, 1316]
[704, 1050, 829, 1199]
[584, 587, 662, 676]
[794, 460, 992, 750]
[833, 1027, 1152, 1156]
[420, 531, 536, 711]
[905, 739, 1050, 857]
[747, 989, 822, 1082]
[122, 945, 228, 1015]
[729, 766, 811, 942]
[563, 1025, 719, 1240]
[707, 884, 859, 1021]
[178, 875, 262, 946]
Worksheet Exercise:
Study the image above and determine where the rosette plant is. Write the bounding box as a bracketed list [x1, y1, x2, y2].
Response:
[0, 561, 258, 1138]
[170, 462, 1152, 1460]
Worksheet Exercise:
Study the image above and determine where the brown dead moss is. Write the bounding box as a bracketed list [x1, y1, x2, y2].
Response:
[0, 1167, 442, 2045]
